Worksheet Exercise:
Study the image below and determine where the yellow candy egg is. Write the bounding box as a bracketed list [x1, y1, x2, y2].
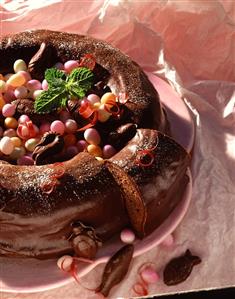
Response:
[13, 59, 27, 73]
[9, 146, 26, 160]
[100, 92, 116, 105]
[0, 80, 6, 93]
[25, 138, 39, 152]
[4, 117, 18, 129]
[87, 144, 103, 157]
[93, 102, 101, 110]
[11, 136, 22, 147]
[98, 104, 112, 123]
[7, 73, 26, 88]
[0, 96, 6, 111]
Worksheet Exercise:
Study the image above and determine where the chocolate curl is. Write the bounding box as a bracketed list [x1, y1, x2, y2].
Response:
[96, 244, 134, 297]
[163, 249, 201, 286]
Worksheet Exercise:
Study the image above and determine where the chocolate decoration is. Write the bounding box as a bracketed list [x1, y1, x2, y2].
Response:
[108, 123, 137, 150]
[69, 222, 102, 259]
[32, 132, 64, 165]
[96, 244, 134, 297]
[163, 249, 201, 286]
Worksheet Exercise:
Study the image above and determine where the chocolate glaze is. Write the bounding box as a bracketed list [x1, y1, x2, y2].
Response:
[0, 30, 189, 259]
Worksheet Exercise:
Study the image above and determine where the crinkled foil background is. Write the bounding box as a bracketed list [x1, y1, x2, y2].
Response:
[0, 0, 234, 298]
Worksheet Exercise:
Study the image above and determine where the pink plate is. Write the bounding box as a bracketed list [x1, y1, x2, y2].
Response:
[0, 74, 194, 293]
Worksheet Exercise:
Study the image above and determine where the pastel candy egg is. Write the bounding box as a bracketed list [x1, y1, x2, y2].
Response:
[17, 155, 34, 165]
[0, 96, 6, 110]
[50, 120, 65, 135]
[3, 89, 16, 103]
[39, 122, 51, 134]
[18, 114, 30, 124]
[76, 140, 88, 152]
[57, 255, 73, 272]
[4, 117, 18, 129]
[84, 128, 101, 145]
[11, 136, 22, 147]
[10, 146, 26, 160]
[0, 80, 6, 93]
[65, 119, 78, 133]
[87, 94, 100, 105]
[87, 144, 102, 157]
[0, 127, 3, 137]
[33, 89, 43, 100]
[7, 72, 26, 87]
[103, 144, 116, 159]
[2, 103, 16, 117]
[18, 71, 31, 82]
[0, 136, 14, 155]
[4, 73, 14, 81]
[25, 138, 39, 152]
[100, 92, 116, 105]
[54, 62, 64, 70]
[3, 129, 16, 138]
[59, 110, 71, 123]
[13, 59, 27, 73]
[26, 79, 42, 91]
[14, 86, 28, 99]
[42, 79, 49, 91]
[140, 267, 159, 284]
[66, 145, 79, 159]
[64, 134, 77, 147]
[98, 104, 111, 122]
[120, 229, 135, 244]
[64, 60, 79, 73]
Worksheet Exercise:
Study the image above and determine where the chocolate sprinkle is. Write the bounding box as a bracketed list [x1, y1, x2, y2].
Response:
[96, 244, 134, 297]
[163, 249, 201, 286]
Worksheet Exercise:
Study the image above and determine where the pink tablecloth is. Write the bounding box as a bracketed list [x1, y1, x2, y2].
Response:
[1, 0, 235, 298]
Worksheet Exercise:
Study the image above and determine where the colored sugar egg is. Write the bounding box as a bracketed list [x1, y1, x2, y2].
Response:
[17, 155, 34, 165]
[64, 60, 79, 73]
[26, 79, 42, 91]
[140, 267, 159, 284]
[25, 138, 39, 152]
[103, 144, 116, 159]
[65, 119, 78, 133]
[14, 86, 28, 99]
[76, 140, 88, 152]
[0, 136, 14, 155]
[84, 128, 101, 145]
[120, 229, 135, 244]
[50, 120, 65, 135]
[18, 114, 30, 124]
[7, 73, 26, 87]
[42, 79, 48, 90]
[2, 103, 16, 117]
[87, 144, 102, 157]
[4, 117, 18, 129]
[13, 59, 27, 73]
[11, 136, 22, 147]
[87, 94, 100, 105]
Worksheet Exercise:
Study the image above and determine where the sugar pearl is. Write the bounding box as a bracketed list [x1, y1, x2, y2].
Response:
[39, 122, 51, 134]
[3, 129, 16, 138]
[0, 136, 14, 155]
[87, 144, 102, 157]
[2, 104, 16, 117]
[50, 120, 65, 135]
[98, 104, 111, 122]
[7, 72, 26, 87]
[100, 92, 116, 105]
[140, 267, 159, 284]
[10, 146, 26, 160]
[161, 234, 174, 247]
[64, 134, 77, 147]
[14, 86, 28, 99]
[18, 114, 30, 124]
[120, 229, 135, 244]
[0, 80, 6, 93]
[54, 62, 64, 70]
[57, 255, 73, 272]
[26, 79, 42, 91]
[25, 138, 39, 152]
[66, 145, 79, 159]
[33, 89, 43, 100]
[0, 96, 6, 110]
[64, 60, 79, 73]
[59, 110, 71, 123]
[76, 140, 88, 152]
[103, 144, 116, 159]
[42, 79, 49, 90]
[87, 94, 100, 105]
[11, 136, 22, 147]
[65, 119, 78, 133]
[4, 117, 18, 129]
[17, 155, 34, 165]
[84, 128, 101, 145]
[13, 59, 27, 73]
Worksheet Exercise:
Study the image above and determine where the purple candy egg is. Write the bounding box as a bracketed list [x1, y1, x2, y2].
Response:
[102, 144, 116, 159]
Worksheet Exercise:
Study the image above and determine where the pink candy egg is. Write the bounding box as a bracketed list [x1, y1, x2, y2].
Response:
[64, 60, 79, 73]
[2, 104, 16, 117]
[76, 140, 88, 152]
[18, 71, 31, 82]
[39, 122, 51, 134]
[84, 128, 101, 145]
[65, 119, 78, 133]
[59, 110, 71, 122]
[57, 255, 73, 272]
[140, 267, 159, 284]
[103, 144, 116, 159]
[87, 94, 100, 105]
[14, 86, 28, 99]
[42, 79, 49, 91]
[26, 79, 42, 91]
[120, 228, 135, 244]
[18, 114, 30, 124]
[3, 89, 16, 103]
[50, 120, 65, 135]
[17, 155, 34, 165]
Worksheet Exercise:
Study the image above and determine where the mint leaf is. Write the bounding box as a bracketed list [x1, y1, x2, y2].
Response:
[45, 68, 66, 88]
[66, 67, 94, 98]
[34, 88, 67, 114]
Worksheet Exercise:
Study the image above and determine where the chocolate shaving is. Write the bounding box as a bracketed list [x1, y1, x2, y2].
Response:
[69, 222, 102, 259]
[28, 42, 56, 81]
[163, 249, 201, 286]
[96, 244, 134, 297]
[32, 132, 64, 165]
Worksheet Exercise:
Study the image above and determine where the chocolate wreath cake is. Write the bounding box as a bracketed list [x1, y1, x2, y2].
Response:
[0, 30, 190, 259]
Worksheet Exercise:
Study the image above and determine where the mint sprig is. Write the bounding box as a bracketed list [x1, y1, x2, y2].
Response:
[34, 67, 94, 114]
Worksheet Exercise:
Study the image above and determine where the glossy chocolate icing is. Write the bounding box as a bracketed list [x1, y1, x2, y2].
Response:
[0, 30, 189, 259]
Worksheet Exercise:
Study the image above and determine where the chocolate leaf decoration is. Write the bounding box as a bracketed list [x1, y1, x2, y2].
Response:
[163, 249, 201, 286]
[96, 244, 134, 297]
